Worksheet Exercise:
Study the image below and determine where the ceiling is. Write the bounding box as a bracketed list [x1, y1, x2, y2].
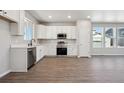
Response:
[28, 10, 124, 23]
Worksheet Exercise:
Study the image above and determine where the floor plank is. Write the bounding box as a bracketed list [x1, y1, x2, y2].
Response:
[1, 56, 124, 83]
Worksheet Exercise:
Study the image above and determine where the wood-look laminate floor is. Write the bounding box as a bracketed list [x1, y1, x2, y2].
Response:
[1, 56, 124, 83]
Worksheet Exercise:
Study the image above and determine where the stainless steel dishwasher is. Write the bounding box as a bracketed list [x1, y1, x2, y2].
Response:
[27, 47, 36, 69]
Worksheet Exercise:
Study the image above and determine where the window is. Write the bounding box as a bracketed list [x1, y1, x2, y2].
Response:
[92, 25, 124, 48]
[24, 19, 33, 41]
[117, 27, 124, 47]
[92, 27, 104, 48]
[105, 27, 116, 48]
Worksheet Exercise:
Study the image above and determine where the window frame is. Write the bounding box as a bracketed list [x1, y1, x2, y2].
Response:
[24, 17, 34, 41]
[116, 27, 124, 48]
[104, 27, 116, 48]
[92, 27, 104, 48]
[92, 24, 124, 49]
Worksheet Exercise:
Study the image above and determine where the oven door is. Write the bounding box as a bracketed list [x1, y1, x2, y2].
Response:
[57, 48, 67, 55]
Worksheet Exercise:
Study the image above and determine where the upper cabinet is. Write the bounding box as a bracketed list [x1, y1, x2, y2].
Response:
[36, 24, 77, 40]
[64, 26, 76, 39]
[46, 26, 57, 39]
[36, 25, 47, 39]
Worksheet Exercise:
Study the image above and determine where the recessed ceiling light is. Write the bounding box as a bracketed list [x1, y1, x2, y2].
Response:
[48, 16, 52, 19]
[68, 16, 71, 19]
[87, 16, 91, 19]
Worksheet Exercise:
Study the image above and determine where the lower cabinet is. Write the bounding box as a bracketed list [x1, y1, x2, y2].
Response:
[11, 48, 27, 72]
[45, 45, 56, 56]
[36, 46, 44, 62]
[44, 44, 77, 56]
[11, 47, 36, 72]
[67, 45, 77, 56]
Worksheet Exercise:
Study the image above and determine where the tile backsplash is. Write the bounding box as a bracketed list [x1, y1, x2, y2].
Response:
[11, 35, 28, 46]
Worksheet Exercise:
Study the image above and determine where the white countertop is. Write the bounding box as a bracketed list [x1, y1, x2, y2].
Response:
[11, 45, 36, 49]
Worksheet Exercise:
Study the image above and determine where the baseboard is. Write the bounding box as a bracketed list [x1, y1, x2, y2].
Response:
[92, 54, 124, 56]
[0, 70, 11, 78]
[35, 56, 45, 64]
[45, 55, 77, 58]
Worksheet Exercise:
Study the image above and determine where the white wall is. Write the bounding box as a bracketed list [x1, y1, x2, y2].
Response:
[0, 19, 11, 77]
[25, 11, 39, 24]
[11, 11, 39, 46]
[92, 23, 124, 55]
[77, 20, 91, 57]
[92, 48, 124, 55]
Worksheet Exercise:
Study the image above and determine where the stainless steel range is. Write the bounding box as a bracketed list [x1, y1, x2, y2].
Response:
[56, 41, 67, 55]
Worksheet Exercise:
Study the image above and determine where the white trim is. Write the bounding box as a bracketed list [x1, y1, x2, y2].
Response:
[0, 70, 11, 78]
[92, 54, 124, 55]
[24, 17, 33, 23]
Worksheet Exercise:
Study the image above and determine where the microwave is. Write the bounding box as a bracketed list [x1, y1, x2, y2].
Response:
[57, 33, 67, 39]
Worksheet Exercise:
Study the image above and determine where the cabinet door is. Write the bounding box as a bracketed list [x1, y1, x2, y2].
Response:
[62, 26, 67, 34]
[36, 25, 46, 39]
[68, 45, 77, 56]
[53, 26, 57, 39]
[36, 46, 44, 62]
[47, 26, 58, 39]
[46, 26, 52, 39]
[40, 46, 44, 58]
[36, 25, 41, 38]
[71, 26, 76, 39]
[49, 26, 55, 39]
[4, 10, 20, 22]
[36, 47, 40, 61]
[66, 26, 72, 39]
[58, 26, 62, 33]
[46, 45, 56, 56]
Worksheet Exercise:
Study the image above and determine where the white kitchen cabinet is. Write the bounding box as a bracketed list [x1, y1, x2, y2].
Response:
[11, 47, 36, 72]
[71, 26, 76, 39]
[66, 27, 72, 39]
[10, 48, 28, 72]
[57, 26, 62, 33]
[67, 44, 77, 56]
[36, 25, 46, 39]
[46, 26, 57, 39]
[46, 26, 76, 39]
[46, 26, 53, 39]
[51, 26, 57, 39]
[45, 44, 56, 56]
[61, 26, 67, 35]
[77, 20, 91, 57]
[36, 46, 44, 62]
[66, 26, 76, 39]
